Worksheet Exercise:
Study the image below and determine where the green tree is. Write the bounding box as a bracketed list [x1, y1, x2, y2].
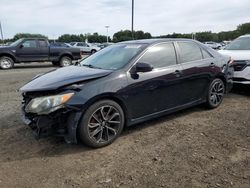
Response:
[13, 33, 47, 41]
[237, 23, 250, 35]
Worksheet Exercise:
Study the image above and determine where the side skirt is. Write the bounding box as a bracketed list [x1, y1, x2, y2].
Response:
[127, 99, 205, 126]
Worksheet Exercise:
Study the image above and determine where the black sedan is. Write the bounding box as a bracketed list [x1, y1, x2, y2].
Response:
[20, 39, 234, 148]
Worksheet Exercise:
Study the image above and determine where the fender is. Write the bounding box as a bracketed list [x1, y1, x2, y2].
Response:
[0, 52, 17, 62]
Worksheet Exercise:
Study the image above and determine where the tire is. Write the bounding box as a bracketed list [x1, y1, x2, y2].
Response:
[78, 100, 125, 148]
[52, 61, 59, 66]
[0, 56, 14, 69]
[206, 78, 225, 109]
[59, 56, 72, 67]
[91, 49, 97, 54]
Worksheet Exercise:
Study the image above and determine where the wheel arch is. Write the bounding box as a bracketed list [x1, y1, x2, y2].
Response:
[59, 53, 73, 61]
[0, 53, 16, 62]
[214, 74, 227, 92]
[79, 93, 129, 126]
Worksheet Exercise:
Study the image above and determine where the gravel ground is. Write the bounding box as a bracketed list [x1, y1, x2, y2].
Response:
[0, 63, 249, 188]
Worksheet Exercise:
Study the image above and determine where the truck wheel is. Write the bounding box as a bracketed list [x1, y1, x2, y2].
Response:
[60, 56, 72, 67]
[91, 49, 97, 54]
[0, 56, 14, 69]
[52, 61, 59, 66]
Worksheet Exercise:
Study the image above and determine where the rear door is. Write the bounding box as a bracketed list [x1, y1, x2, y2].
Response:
[175, 41, 215, 103]
[15, 39, 40, 62]
[37, 39, 49, 61]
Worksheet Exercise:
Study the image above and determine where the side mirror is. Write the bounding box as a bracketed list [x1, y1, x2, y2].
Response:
[134, 62, 153, 73]
[19, 44, 24, 48]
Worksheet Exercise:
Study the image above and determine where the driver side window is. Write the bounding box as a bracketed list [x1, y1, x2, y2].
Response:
[139, 43, 177, 69]
[22, 40, 37, 48]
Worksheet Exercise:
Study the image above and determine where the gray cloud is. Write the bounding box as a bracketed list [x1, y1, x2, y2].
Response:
[0, 0, 249, 39]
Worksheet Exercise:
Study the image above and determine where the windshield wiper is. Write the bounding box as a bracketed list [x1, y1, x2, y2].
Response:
[81, 64, 102, 69]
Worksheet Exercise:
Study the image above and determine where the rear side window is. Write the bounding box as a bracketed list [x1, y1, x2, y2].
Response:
[22, 40, 37, 48]
[202, 49, 212, 59]
[38, 40, 48, 48]
[77, 43, 84, 46]
[139, 43, 177, 68]
[178, 42, 203, 63]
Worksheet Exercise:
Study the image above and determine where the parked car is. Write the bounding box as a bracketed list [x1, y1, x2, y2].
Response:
[71, 42, 101, 54]
[98, 42, 114, 49]
[50, 42, 72, 48]
[20, 39, 233, 148]
[0, 38, 82, 69]
[204, 41, 222, 50]
[218, 35, 250, 84]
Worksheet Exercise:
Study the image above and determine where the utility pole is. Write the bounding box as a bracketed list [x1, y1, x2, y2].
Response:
[131, 0, 134, 39]
[0, 21, 4, 44]
[105, 26, 109, 43]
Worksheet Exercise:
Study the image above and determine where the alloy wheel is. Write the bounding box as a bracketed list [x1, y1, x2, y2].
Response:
[209, 80, 224, 106]
[0, 58, 12, 69]
[87, 105, 121, 144]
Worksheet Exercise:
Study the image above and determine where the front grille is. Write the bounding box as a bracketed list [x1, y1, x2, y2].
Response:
[233, 60, 249, 71]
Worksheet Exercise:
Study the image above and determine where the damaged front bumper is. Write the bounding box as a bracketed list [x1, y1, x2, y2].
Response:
[21, 104, 82, 144]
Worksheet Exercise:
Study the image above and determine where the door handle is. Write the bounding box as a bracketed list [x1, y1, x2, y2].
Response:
[210, 62, 215, 67]
[174, 70, 182, 77]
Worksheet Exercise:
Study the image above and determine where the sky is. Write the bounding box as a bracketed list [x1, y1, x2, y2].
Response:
[0, 0, 250, 39]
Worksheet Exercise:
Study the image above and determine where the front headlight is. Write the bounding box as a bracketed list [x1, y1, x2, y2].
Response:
[25, 93, 74, 115]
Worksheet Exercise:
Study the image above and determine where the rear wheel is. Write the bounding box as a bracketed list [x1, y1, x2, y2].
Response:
[91, 49, 97, 54]
[206, 78, 225, 109]
[0, 56, 14, 69]
[59, 56, 72, 67]
[79, 100, 125, 148]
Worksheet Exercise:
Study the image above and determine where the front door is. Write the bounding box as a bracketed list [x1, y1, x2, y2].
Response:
[124, 42, 184, 120]
[15, 39, 40, 62]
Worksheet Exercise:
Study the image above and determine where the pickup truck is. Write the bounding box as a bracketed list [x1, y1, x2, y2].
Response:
[0, 38, 82, 69]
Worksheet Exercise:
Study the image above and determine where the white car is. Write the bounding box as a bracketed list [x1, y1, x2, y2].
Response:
[72, 42, 100, 54]
[204, 41, 222, 50]
[218, 35, 250, 84]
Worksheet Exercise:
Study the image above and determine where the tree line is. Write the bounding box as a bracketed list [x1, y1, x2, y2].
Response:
[1, 22, 250, 44]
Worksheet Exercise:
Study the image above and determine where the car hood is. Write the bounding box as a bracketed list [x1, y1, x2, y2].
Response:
[0, 46, 12, 49]
[20, 66, 113, 92]
[218, 50, 250, 60]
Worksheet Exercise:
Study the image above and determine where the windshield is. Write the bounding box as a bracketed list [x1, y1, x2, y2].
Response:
[79, 44, 144, 70]
[225, 37, 250, 50]
[10, 39, 23, 47]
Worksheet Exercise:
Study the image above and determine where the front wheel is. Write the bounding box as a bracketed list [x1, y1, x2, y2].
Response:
[78, 100, 125, 148]
[0, 56, 14, 69]
[206, 78, 225, 109]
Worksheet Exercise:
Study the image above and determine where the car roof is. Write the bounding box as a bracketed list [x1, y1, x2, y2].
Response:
[20, 38, 47, 40]
[120, 38, 198, 45]
[239, 34, 250, 38]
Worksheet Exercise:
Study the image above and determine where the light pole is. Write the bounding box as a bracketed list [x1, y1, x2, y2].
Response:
[131, 0, 134, 39]
[0, 21, 4, 44]
[105, 26, 109, 43]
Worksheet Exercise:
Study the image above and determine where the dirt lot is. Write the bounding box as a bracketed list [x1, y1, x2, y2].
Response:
[0, 63, 249, 188]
